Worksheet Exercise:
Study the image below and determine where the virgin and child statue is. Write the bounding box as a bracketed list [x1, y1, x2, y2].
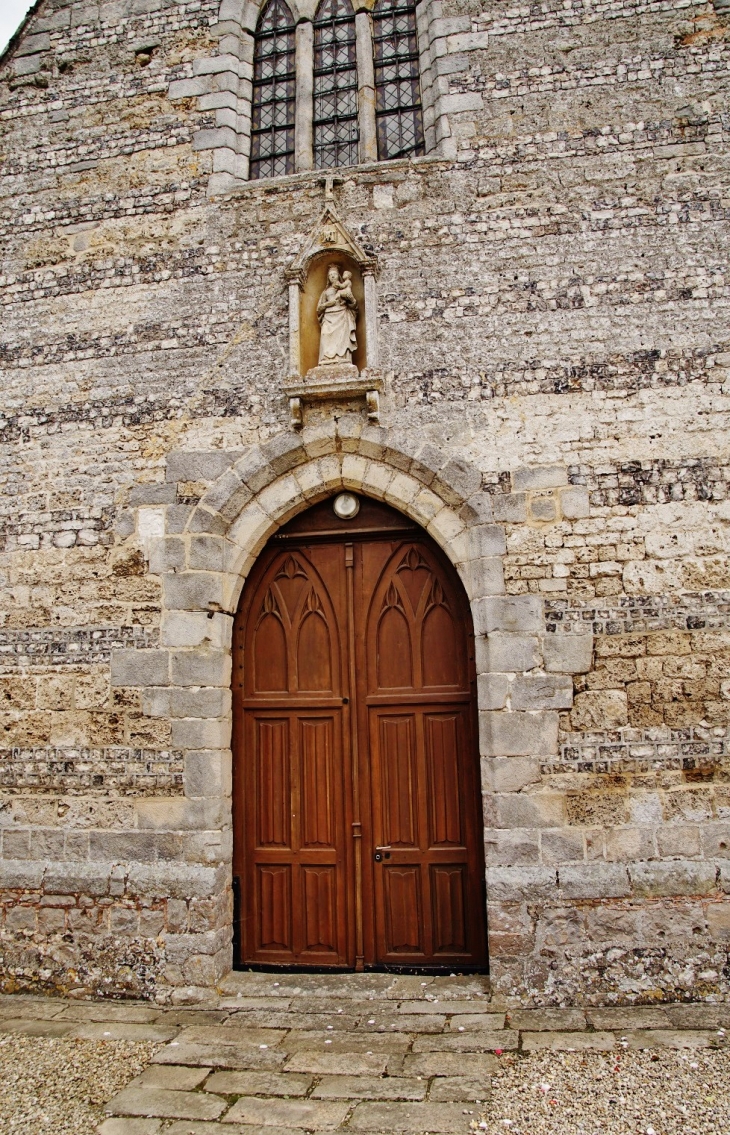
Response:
[317, 264, 358, 366]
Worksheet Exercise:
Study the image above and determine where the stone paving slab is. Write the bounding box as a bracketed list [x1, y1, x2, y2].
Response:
[428, 1077, 489, 1102]
[204, 1071, 313, 1096]
[410, 1031, 517, 1052]
[131, 1066, 211, 1091]
[222, 1097, 350, 1128]
[521, 1030, 615, 1051]
[99, 1120, 163, 1135]
[348, 1101, 479, 1131]
[620, 1028, 723, 1048]
[106, 1086, 227, 1120]
[153, 1042, 287, 1070]
[284, 1052, 389, 1075]
[73, 1022, 179, 1043]
[1, 973, 728, 1135]
[310, 1075, 427, 1100]
[585, 1007, 673, 1030]
[506, 1008, 586, 1031]
[282, 1030, 412, 1052]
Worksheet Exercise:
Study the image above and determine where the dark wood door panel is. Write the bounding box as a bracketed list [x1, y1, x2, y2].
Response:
[233, 502, 487, 971]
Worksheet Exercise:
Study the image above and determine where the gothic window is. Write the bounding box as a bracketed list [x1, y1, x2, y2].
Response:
[250, 0, 296, 179]
[372, 0, 424, 160]
[313, 0, 359, 170]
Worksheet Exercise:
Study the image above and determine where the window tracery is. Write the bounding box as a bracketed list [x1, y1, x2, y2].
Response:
[372, 0, 424, 160]
[251, 0, 296, 179]
[313, 0, 360, 170]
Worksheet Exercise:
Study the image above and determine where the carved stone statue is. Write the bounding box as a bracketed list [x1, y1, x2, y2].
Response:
[317, 264, 358, 365]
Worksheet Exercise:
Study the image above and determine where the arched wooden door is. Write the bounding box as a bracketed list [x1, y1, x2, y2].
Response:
[232, 496, 487, 970]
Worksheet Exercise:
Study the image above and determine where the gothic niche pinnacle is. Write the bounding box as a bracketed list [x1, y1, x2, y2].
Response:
[284, 193, 382, 429]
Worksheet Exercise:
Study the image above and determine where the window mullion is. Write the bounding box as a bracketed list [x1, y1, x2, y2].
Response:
[355, 11, 377, 164]
[295, 20, 315, 172]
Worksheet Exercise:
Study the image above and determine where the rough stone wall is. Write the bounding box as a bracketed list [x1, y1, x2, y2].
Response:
[0, 0, 729, 1004]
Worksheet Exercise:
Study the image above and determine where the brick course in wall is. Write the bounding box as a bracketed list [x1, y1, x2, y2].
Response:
[0, 0, 729, 1005]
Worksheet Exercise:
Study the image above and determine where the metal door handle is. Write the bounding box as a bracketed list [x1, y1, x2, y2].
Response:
[374, 847, 391, 862]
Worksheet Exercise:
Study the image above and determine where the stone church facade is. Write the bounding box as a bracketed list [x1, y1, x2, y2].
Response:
[1, 0, 729, 1006]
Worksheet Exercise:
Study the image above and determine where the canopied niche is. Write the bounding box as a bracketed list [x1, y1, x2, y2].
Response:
[284, 200, 381, 427]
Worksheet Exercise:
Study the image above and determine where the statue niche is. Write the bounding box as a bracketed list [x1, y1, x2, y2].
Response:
[284, 201, 381, 428]
[299, 254, 366, 377]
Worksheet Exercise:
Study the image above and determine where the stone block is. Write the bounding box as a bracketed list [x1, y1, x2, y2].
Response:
[469, 524, 506, 558]
[148, 537, 186, 575]
[482, 633, 540, 674]
[171, 717, 231, 750]
[571, 689, 628, 730]
[188, 536, 232, 573]
[44, 862, 111, 897]
[261, 433, 307, 476]
[486, 866, 556, 901]
[628, 860, 717, 897]
[510, 674, 573, 710]
[493, 493, 527, 523]
[496, 793, 565, 829]
[484, 757, 540, 793]
[128, 483, 177, 506]
[111, 650, 169, 688]
[170, 650, 231, 688]
[477, 673, 510, 709]
[475, 595, 543, 635]
[163, 573, 227, 612]
[193, 126, 238, 151]
[512, 466, 568, 492]
[464, 557, 505, 598]
[540, 829, 585, 865]
[188, 508, 228, 535]
[543, 633, 593, 674]
[558, 863, 630, 899]
[433, 456, 482, 505]
[484, 830, 541, 868]
[479, 710, 558, 756]
[161, 612, 232, 650]
[560, 487, 590, 518]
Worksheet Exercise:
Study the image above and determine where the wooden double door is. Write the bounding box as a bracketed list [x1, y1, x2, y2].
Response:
[232, 497, 487, 970]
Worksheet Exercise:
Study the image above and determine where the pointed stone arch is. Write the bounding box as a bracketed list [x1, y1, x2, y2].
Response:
[118, 423, 582, 998]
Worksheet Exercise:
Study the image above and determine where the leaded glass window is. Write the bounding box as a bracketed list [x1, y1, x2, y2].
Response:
[313, 0, 359, 169]
[251, 0, 296, 179]
[372, 0, 424, 161]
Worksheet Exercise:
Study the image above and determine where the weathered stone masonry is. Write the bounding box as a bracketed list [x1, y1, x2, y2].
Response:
[1, 0, 729, 1004]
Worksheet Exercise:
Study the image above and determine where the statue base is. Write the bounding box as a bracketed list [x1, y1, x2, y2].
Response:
[284, 368, 383, 429]
[305, 363, 359, 384]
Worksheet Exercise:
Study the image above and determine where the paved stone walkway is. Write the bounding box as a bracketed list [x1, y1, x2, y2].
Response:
[0, 972, 728, 1134]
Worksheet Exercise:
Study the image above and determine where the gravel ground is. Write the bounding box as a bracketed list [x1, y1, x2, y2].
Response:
[0, 1034, 156, 1134]
[474, 1048, 730, 1135]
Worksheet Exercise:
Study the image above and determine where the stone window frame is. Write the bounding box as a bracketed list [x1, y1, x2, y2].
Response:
[169, 0, 464, 194]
